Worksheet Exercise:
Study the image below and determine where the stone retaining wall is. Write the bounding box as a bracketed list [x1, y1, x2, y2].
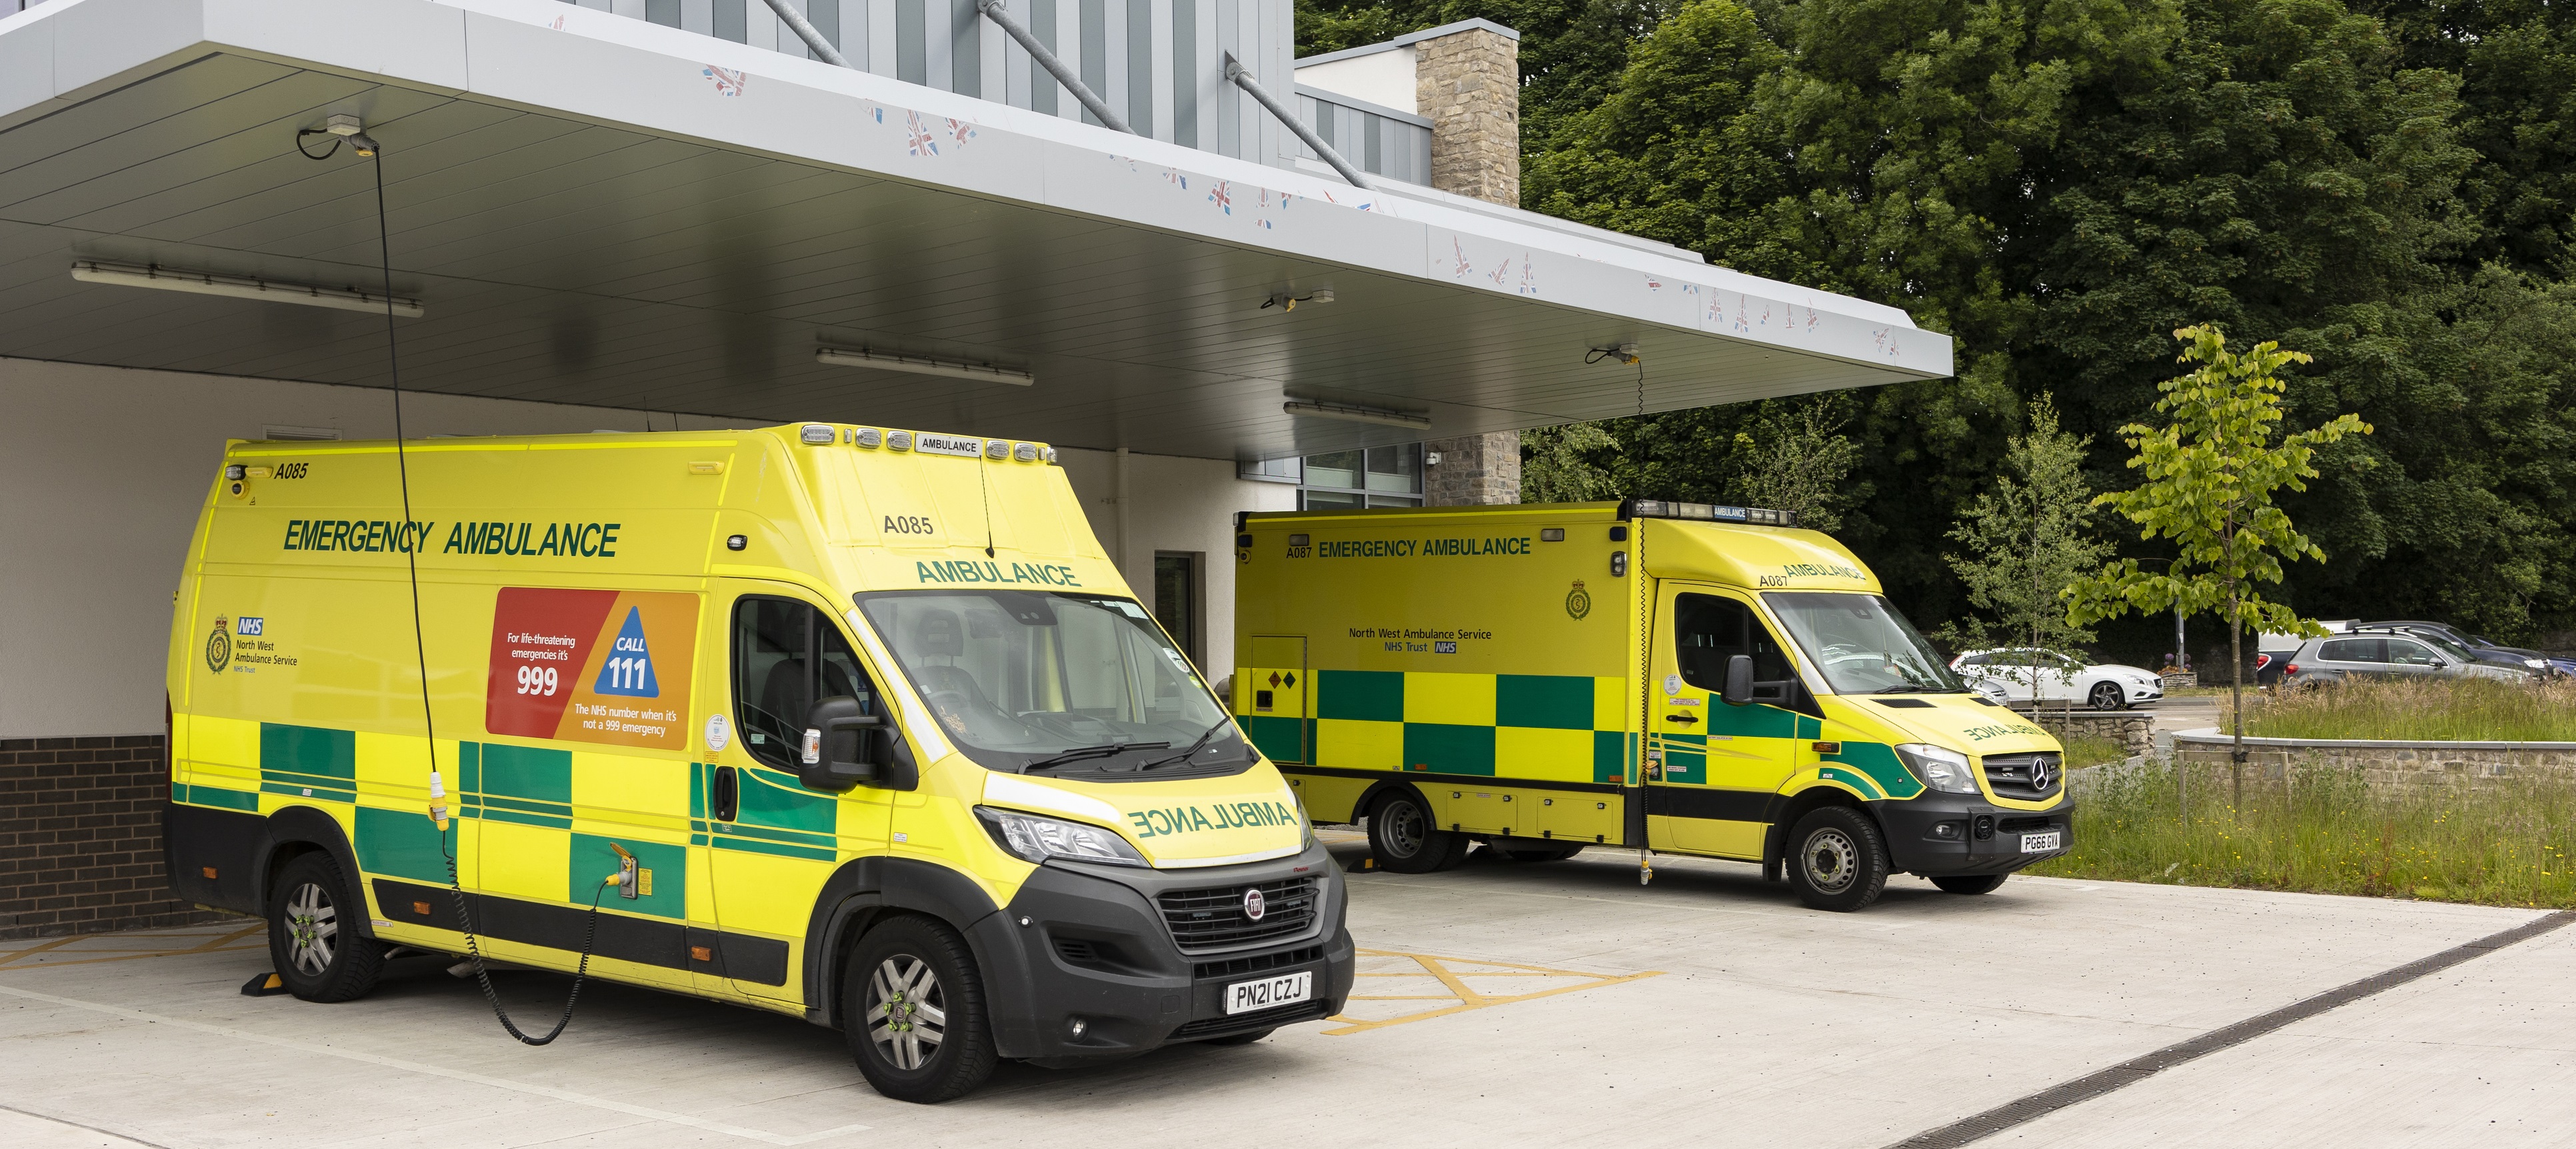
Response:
[2173, 730, 2576, 786]
[2009, 707, 2156, 759]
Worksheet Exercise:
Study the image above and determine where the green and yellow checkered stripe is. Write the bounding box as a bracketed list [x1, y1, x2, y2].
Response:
[1302, 670, 1628, 784]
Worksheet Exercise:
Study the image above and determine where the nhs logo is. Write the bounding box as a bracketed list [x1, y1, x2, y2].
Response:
[236, 617, 264, 636]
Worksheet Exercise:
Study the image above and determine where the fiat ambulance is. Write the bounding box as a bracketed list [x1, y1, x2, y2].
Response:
[1231, 499, 2073, 911]
[165, 423, 1350, 1102]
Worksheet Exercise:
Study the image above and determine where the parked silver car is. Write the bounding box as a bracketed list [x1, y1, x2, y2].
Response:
[2279, 627, 2535, 688]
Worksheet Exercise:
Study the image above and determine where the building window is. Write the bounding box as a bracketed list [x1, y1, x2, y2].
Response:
[1153, 553, 1203, 667]
[1297, 444, 1421, 509]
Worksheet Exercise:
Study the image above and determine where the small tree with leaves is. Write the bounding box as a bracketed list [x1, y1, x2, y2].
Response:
[2067, 325, 2372, 802]
[1730, 393, 1861, 532]
[1937, 395, 2114, 708]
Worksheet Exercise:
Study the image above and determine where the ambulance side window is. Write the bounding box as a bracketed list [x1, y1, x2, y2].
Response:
[1672, 594, 1797, 691]
[732, 598, 877, 770]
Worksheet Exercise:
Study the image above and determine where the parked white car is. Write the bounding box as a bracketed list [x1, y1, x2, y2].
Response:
[1950, 648, 2166, 710]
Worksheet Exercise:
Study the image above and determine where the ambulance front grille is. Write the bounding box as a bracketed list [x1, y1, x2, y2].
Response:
[1981, 752, 2063, 800]
[1156, 876, 1318, 953]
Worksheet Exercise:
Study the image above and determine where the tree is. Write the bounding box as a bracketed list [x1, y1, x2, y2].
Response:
[2067, 325, 2373, 802]
[1727, 393, 1862, 533]
[1936, 395, 2114, 702]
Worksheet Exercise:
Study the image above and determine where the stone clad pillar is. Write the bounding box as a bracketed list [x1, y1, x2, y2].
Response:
[1415, 21, 1523, 505]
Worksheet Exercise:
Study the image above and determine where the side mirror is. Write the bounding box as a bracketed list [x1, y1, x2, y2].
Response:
[800, 696, 889, 792]
[1722, 655, 1755, 706]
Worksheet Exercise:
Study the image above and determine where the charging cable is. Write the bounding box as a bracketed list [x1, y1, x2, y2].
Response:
[315, 118, 617, 1048]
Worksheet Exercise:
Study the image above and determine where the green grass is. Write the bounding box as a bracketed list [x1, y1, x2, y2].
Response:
[2218, 678, 2576, 742]
[2060, 734, 2130, 770]
[2027, 760, 2576, 908]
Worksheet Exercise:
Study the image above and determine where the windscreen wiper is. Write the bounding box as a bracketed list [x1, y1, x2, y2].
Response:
[1141, 720, 1234, 770]
[1021, 741, 1169, 773]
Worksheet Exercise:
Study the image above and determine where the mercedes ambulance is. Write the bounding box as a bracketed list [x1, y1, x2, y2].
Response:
[165, 423, 1350, 1103]
[1231, 499, 2073, 911]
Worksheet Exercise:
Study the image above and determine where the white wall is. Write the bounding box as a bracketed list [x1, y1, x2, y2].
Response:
[0, 357, 741, 738]
[0, 357, 1293, 737]
[1293, 46, 1417, 114]
[1055, 446, 1296, 686]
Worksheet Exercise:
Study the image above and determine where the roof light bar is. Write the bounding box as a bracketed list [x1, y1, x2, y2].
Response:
[817, 347, 1035, 387]
[1281, 399, 1432, 429]
[72, 259, 423, 318]
[1625, 499, 1797, 527]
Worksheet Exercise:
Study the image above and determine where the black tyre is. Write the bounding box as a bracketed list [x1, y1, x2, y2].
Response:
[844, 916, 998, 1104]
[2087, 682, 2126, 710]
[1197, 1028, 1273, 1046]
[1783, 807, 1890, 912]
[1933, 874, 2008, 895]
[1491, 842, 1584, 862]
[1366, 790, 1469, 874]
[267, 852, 385, 1002]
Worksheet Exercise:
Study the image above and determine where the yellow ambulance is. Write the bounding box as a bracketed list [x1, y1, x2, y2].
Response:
[165, 423, 1350, 1102]
[1231, 499, 2073, 911]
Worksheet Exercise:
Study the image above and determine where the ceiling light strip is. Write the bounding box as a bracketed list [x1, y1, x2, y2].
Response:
[815, 347, 1035, 387]
[1281, 399, 1432, 429]
[71, 260, 423, 318]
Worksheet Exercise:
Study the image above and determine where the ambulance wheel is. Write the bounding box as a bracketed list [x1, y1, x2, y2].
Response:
[267, 852, 384, 1003]
[845, 916, 998, 1104]
[1784, 807, 1889, 912]
[1367, 791, 1469, 874]
[1933, 874, 2008, 895]
[1199, 1028, 1273, 1046]
[1492, 843, 1584, 862]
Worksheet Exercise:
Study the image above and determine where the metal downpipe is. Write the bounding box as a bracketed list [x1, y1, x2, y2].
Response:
[1222, 52, 1369, 190]
[976, 0, 1137, 135]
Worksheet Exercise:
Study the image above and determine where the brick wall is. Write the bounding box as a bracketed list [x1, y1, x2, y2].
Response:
[1415, 24, 1524, 508]
[0, 736, 230, 939]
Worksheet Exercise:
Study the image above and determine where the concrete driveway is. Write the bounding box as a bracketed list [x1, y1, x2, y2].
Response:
[1, 843, 2566, 1149]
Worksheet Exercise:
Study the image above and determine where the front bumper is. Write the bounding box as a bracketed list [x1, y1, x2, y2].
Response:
[979, 842, 1353, 1060]
[1878, 792, 2074, 876]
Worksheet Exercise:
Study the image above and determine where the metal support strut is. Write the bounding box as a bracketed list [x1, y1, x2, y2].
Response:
[977, 0, 1137, 135]
[1223, 52, 1371, 191]
[759, 0, 854, 69]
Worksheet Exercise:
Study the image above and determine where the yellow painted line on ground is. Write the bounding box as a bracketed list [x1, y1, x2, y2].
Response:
[1323, 947, 1662, 1036]
[0, 925, 265, 971]
[0, 936, 83, 963]
[0, 982, 870, 1146]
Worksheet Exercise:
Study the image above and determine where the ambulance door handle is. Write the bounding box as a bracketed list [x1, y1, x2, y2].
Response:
[1664, 713, 1698, 725]
[713, 766, 739, 822]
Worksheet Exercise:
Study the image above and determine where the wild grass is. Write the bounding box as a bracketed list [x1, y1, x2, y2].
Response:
[2060, 734, 2130, 770]
[2027, 760, 2576, 908]
[2214, 678, 2576, 742]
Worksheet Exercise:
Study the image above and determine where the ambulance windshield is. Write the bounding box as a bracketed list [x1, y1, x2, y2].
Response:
[1763, 592, 1967, 695]
[856, 590, 1246, 775]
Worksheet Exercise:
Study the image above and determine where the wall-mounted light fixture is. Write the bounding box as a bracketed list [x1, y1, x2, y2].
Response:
[816, 346, 1035, 386]
[1263, 289, 1335, 312]
[71, 259, 423, 317]
[1281, 399, 1431, 429]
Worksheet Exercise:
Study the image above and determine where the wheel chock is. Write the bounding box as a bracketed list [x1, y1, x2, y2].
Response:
[239, 971, 289, 996]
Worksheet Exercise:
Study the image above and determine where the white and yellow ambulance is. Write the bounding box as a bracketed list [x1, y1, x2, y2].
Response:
[165, 423, 1348, 1102]
[1231, 500, 2073, 911]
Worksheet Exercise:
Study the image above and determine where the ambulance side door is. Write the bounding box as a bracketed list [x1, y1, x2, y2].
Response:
[1645, 585, 1805, 858]
[700, 586, 896, 1003]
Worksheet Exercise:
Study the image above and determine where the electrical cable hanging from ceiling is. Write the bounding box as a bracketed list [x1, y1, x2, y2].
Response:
[305, 119, 613, 1046]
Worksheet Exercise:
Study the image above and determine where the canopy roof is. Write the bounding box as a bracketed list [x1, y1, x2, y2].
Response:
[0, 0, 1952, 459]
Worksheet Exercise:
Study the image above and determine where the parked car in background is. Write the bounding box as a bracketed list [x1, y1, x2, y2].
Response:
[2355, 620, 2571, 680]
[2279, 627, 2537, 689]
[1951, 648, 2167, 710]
[2257, 621, 2355, 688]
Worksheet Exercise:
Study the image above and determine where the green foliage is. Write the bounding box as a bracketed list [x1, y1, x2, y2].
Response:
[2067, 325, 2372, 642]
[2029, 760, 2576, 908]
[1937, 395, 2112, 658]
[1727, 392, 1861, 532]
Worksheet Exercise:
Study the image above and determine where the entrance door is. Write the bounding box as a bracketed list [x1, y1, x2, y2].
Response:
[1646, 586, 1805, 858]
[701, 590, 895, 1002]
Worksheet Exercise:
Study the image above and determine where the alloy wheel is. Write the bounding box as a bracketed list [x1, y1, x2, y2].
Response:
[867, 954, 949, 1070]
[2089, 682, 2124, 710]
[284, 881, 337, 975]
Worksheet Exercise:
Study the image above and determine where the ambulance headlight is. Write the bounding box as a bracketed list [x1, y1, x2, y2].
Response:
[975, 807, 1147, 868]
[1897, 744, 1979, 794]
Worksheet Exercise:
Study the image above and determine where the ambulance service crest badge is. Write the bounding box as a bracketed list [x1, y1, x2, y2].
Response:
[205, 617, 231, 673]
[1565, 580, 1592, 621]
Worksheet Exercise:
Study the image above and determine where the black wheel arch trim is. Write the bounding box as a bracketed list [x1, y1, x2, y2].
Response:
[798, 856, 1021, 1044]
